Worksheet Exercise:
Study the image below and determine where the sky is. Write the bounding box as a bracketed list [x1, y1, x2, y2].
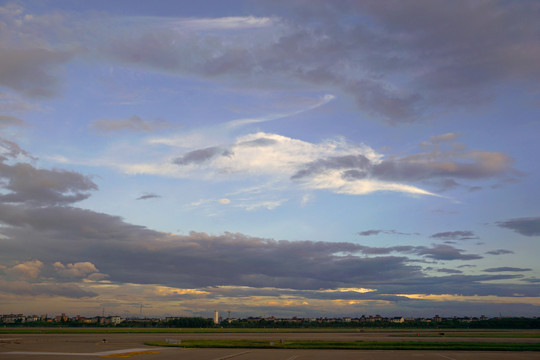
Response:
[0, 0, 539, 319]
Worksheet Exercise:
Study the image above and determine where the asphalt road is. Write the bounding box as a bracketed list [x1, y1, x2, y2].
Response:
[1, 332, 539, 359]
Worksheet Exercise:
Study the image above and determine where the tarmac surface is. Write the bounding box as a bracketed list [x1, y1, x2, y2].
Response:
[1, 332, 539, 360]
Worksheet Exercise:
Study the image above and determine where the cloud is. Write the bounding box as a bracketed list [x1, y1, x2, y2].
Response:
[486, 249, 514, 256]
[292, 134, 514, 191]
[218, 198, 231, 205]
[413, 244, 482, 261]
[437, 268, 462, 274]
[0, 200, 490, 295]
[96, 129, 515, 204]
[53, 261, 100, 278]
[428, 133, 462, 144]
[0, 137, 34, 160]
[0, 188, 536, 311]
[0, 143, 97, 206]
[0, 48, 76, 98]
[358, 229, 415, 236]
[90, 115, 174, 133]
[0, 114, 26, 128]
[0, 92, 43, 113]
[225, 94, 335, 128]
[95, 1, 540, 124]
[483, 267, 532, 273]
[3, 2, 540, 123]
[136, 193, 161, 200]
[0, 279, 97, 298]
[173, 146, 232, 166]
[165, 132, 434, 197]
[496, 217, 540, 237]
[9, 260, 43, 279]
[430, 231, 478, 241]
[174, 16, 274, 31]
[358, 244, 482, 261]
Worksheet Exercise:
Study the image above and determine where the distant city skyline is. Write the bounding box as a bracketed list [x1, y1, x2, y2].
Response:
[0, 0, 539, 318]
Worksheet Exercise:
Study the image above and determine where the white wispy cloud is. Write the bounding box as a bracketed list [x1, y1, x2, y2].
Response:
[99, 131, 433, 200]
[172, 16, 275, 31]
[225, 94, 335, 128]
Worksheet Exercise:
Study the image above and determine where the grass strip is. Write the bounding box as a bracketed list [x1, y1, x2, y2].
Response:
[392, 333, 540, 338]
[145, 339, 540, 351]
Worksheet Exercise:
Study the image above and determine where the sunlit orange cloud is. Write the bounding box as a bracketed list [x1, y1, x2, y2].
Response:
[320, 287, 376, 293]
[153, 285, 210, 296]
[399, 293, 540, 305]
[331, 299, 392, 306]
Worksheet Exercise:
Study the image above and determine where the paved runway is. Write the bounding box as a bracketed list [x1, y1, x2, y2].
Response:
[1, 333, 539, 359]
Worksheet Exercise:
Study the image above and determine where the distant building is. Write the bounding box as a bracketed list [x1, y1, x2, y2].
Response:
[213, 310, 219, 325]
[54, 313, 68, 322]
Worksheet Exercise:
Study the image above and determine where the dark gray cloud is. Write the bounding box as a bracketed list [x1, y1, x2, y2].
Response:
[413, 244, 482, 261]
[0, 194, 537, 303]
[485, 249, 514, 255]
[2, 1, 539, 123]
[0, 114, 26, 128]
[484, 267, 532, 273]
[173, 147, 233, 166]
[430, 231, 478, 241]
[0, 137, 35, 160]
[374, 273, 537, 298]
[0, 200, 502, 298]
[437, 268, 462, 274]
[90, 115, 173, 133]
[0, 279, 97, 298]
[358, 229, 383, 236]
[358, 229, 416, 236]
[292, 155, 370, 180]
[0, 48, 76, 98]
[0, 141, 97, 206]
[496, 217, 540, 237]
[97, 1, 540, 124]
[291, 139, 514, 190]
[136, 193, 161, 200]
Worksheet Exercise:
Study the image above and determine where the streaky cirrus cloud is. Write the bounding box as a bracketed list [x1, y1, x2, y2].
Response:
[358, 229, 416, 236]
[430, 231, 478, 241]
[225, 94, 335, 128]
[172, 16, 275, 31]
[485, 249, 514, 256]
[483, 267, 532, 273]
[90, 115, 174, 134]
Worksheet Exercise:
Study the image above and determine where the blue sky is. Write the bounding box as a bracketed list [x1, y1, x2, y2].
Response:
[0, 0, 539, 319]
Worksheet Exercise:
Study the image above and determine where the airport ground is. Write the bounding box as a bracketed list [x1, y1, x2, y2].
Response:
[1, 330, 539, 359]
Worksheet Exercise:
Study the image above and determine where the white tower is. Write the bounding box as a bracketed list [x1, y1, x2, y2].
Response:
[213, 310, 219, 325]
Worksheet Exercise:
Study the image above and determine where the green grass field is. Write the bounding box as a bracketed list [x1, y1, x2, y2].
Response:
[145, 339, 540, 351]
